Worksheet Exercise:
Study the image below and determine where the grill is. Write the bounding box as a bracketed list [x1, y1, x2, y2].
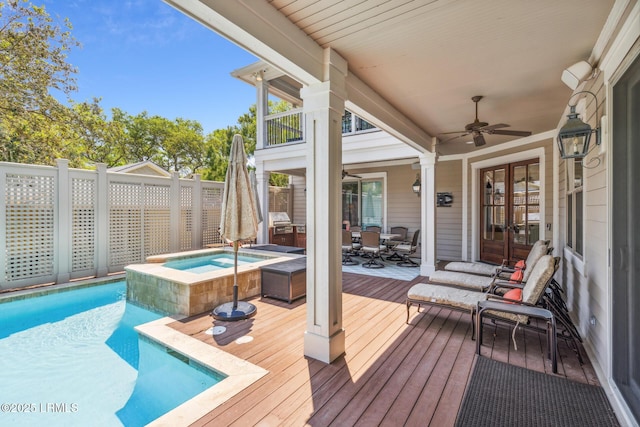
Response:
[269, 212, 293, 234]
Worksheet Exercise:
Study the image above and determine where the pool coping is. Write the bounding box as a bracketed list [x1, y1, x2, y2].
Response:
[137, 317, 268, 427]
[127, 247, 303, 286]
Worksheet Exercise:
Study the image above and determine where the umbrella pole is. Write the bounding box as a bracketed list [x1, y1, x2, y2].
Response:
[233, 241, 239, 310]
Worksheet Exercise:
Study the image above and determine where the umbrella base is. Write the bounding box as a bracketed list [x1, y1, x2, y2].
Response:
[211, 301, 257, 321]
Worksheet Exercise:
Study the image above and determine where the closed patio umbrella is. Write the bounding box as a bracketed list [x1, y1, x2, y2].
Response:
[211, 134, 259, 321]
[249, 169, 263, 225]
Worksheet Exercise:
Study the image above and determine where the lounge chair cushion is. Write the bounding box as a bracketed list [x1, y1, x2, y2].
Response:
[428, 270, 495, 291]
[486, 255, 556, 323]
[521, 241, 549, 282]
[407, 283, 485, 311]
[444, 261, 497, 276]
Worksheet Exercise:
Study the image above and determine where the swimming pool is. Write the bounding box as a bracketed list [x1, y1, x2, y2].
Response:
[163, 252, 266, 274]
[0, 281, 223, 427]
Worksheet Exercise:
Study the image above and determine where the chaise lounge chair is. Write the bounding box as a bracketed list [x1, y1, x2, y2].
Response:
[443, 239, 549, 277]
[428, 239, 550, 291]
[406, 255, 559, 341]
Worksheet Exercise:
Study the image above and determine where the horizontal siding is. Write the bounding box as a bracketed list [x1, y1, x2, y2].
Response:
[436, 160, 462, 260]
[290, 175, 306, 224]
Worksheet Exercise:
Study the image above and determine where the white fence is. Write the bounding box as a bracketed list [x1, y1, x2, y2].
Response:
[0, 159, 226, 290]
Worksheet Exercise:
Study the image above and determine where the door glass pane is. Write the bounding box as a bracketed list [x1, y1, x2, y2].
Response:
[527, 163, 540, 244]
[483, 170, 504, 241]
[361, 180, 383, 228]
[512, 165, 527, 244]
[484, 206, 493, 240]
[494, 169, 505, 206]
[495, 206, 505, 241]
[484, 171, 494, 205]
[342, 181, 359, 228]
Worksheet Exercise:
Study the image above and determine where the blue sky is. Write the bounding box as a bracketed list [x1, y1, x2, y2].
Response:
[42, 0, 258, 135]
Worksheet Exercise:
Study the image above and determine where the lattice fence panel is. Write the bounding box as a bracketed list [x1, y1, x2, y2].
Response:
[143, 184, 170, 257]
[4, 174, 55, 281]
[202, 186, 223, 246]
[71, 177, 96, 272]
[180, 186, 193, 251]
[109, 182, 143, 266]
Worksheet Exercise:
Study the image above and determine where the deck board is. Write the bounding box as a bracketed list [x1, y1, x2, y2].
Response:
[169, 271, 596, 426]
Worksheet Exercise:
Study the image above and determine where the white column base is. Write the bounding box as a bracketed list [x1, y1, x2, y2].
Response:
[304, 329, 346, 364]
[420, 263, 436, 277]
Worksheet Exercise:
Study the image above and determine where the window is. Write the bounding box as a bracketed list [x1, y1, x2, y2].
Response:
[566, 159, 583, 256]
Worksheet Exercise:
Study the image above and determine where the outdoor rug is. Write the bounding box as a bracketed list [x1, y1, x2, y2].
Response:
[455, 356, 620, 427]
[342, 257, 421, 281]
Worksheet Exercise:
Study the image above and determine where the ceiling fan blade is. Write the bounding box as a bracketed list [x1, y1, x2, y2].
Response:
[480, 123, 510, 132]
[473, 133, 486, 147]
[439, 130, 467, 135]
[440, 132, 470, 143]
[489, 129, 532, 137]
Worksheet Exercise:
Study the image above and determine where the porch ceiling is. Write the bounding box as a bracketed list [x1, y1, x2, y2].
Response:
[262, 0, 613, 155]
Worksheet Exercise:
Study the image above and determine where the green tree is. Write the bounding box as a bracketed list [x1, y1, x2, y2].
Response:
[0, 0, 80, 163]
[157, 118, 205, 176]
[67, 99, 128, 167]
[203, 100, 291, 186]
[202, 127, 238, 181]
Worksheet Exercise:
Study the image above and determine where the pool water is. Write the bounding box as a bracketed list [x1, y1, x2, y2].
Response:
[163, 252, 266, 274]
[0, 282, 223, 427]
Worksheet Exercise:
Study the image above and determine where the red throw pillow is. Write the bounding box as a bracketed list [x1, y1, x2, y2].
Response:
[503, 288, 522, 304]
[515, 260, 526, 270]
[509, 269, 524, 283]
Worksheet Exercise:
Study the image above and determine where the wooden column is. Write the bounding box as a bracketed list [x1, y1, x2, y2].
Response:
[302, 48, 347, 363]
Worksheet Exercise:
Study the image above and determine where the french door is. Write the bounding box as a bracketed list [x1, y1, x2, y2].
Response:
[480, 159, 540, 265]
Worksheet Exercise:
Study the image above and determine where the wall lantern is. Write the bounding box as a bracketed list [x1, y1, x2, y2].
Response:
[412, 174, 421, 196]
[557, 91, 601, 159]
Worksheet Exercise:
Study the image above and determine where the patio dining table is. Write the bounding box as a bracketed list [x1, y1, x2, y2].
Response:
[350, 231, 401, 241]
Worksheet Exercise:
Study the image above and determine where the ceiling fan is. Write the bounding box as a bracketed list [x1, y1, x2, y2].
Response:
[342, 166, 361, 179]
[439, 96, 532, 147]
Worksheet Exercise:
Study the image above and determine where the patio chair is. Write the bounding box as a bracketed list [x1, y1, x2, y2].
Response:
[406, 255, 558, 342]
[342, 230, 359, 265]
[444, 239, 550, 277]
[385, 226, 409, 261]
[396, 229, 420, 267]
[350, 225, 362, 245]
[429, 239, 550, 291]
[360, 231, 385, 268]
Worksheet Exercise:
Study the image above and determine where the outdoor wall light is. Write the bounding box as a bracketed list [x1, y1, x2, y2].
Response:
[412, 174, 421, 196]
[557, 91, 601, 159]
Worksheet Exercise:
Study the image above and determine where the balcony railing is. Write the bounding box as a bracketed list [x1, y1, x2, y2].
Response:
[264, 109, 378, 147]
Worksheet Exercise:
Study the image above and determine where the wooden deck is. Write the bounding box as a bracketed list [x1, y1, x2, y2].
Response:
[169, 272, 598, 426]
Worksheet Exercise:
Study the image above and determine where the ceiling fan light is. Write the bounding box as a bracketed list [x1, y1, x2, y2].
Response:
[473, 133, 486, 146]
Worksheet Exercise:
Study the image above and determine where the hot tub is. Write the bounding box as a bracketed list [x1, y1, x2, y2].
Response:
[125, 248, 300, 316]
